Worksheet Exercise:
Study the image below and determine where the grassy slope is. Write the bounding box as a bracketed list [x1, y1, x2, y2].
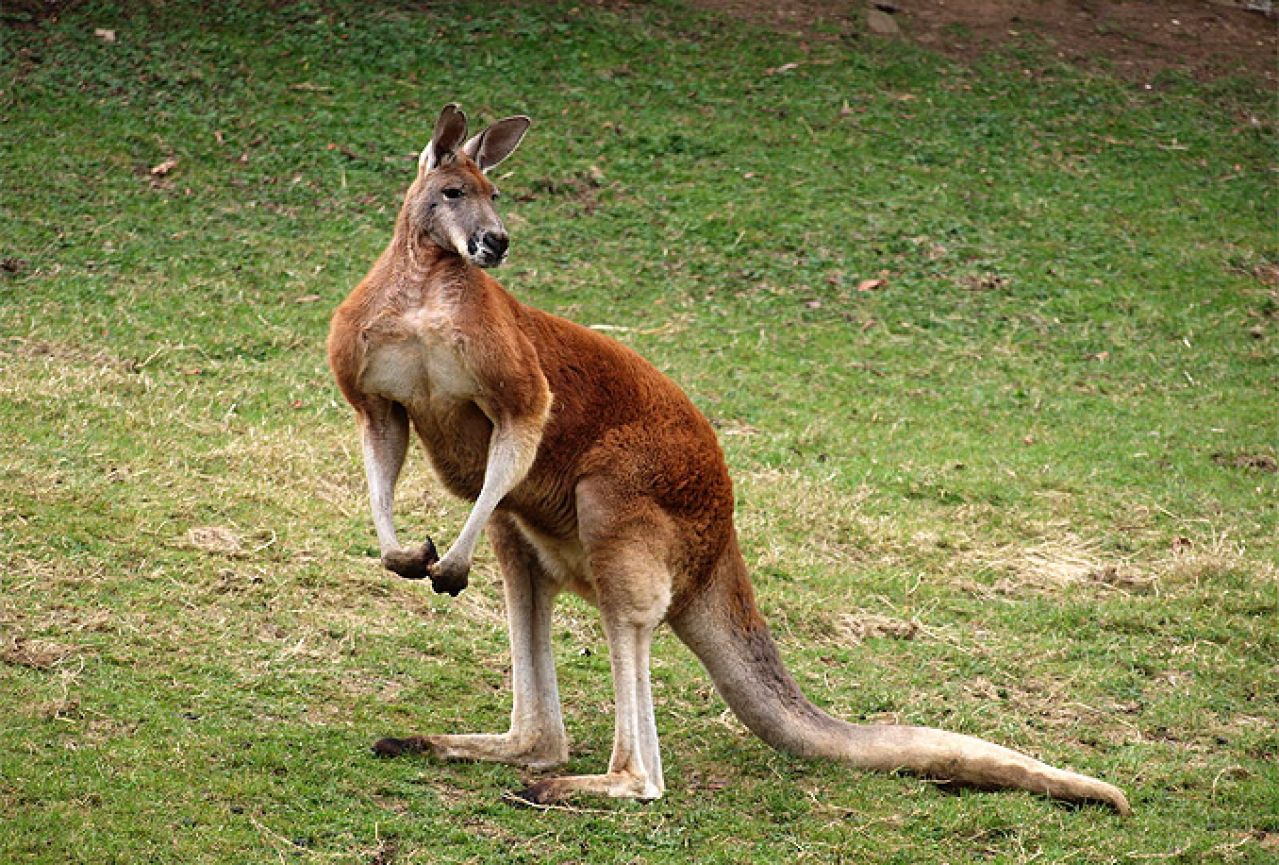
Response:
[1, 2, 1276, 862]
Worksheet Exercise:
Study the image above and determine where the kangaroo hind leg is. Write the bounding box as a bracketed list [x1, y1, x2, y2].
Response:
[374, 513, 569, 770]
[517, 492, 673, 805]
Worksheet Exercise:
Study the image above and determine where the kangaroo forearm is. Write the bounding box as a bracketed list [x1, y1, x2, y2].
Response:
[360, 402, 410, 555]
[442, 420, 542, 566]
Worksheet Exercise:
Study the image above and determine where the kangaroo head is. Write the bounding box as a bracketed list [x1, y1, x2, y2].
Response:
[405, 103, 530, 269]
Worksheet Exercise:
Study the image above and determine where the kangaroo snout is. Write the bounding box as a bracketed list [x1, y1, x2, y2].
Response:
[469, 230, 509, 267]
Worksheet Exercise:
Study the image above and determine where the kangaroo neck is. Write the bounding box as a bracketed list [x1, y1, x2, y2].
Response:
[376, 213, 479, 304]
[388, 211, 459, 274]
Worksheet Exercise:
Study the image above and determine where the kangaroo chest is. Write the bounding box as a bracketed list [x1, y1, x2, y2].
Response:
[359, 309, 491, 499]
[360, 306, 473, 403]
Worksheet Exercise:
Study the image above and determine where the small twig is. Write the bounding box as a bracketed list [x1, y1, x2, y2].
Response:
[248, 815, 296, 853]
[1209, 764, 1248, 800]
[1124, 848, 1189, 861]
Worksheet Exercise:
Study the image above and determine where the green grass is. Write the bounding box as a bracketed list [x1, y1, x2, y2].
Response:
[2, 1, 1276, 862]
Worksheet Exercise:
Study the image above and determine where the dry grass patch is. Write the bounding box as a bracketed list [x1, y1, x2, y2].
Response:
[734, 467, 899, 570]
[835, 611, 920, 645]
[970, 532, 1154, 598]
[960, 675, 1141, 748]
[1159, 533, 1276, 587]
[2, 337, 135, 370]
[949, 529, 1270, 601]
[183, 525, 246, 557]
[0, 342, 149, 408]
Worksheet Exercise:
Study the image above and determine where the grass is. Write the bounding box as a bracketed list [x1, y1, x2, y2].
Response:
[2, 1, 1276, 862]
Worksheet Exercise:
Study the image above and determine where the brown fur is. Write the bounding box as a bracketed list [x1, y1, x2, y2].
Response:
[328, 105, 1131, 813]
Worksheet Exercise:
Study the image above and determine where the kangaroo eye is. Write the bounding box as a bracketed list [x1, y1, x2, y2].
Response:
[442, 188, 464, 200]
[491, 190, 500, 201]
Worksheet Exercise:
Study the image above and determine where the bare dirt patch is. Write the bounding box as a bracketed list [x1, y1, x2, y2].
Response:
[679, 0, 1277, 84]
[0, 636, 78, 670]
[1212, 450, 1279, 473]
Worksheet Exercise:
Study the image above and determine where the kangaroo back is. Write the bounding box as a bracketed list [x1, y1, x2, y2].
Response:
[667, 537, 1132, 814]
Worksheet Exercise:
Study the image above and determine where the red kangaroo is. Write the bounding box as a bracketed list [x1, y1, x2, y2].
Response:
[327, 103, 1131, 812]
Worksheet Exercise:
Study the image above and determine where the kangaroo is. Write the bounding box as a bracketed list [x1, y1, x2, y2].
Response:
[327, 103, 1131, 813]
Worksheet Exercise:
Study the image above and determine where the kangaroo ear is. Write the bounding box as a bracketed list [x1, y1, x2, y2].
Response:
[461, 116, 531, 173]
[420, 103, 469, 172]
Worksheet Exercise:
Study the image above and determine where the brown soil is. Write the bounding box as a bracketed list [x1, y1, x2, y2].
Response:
[682, 0, 1278, 85]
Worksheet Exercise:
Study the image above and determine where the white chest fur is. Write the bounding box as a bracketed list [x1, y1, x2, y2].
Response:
[359, 307, 477, 406]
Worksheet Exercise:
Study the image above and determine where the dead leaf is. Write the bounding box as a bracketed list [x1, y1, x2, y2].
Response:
[717, 419, 759, 437]
[765, 62, 801, 76]
[150, 157, 179, 177]
[94, 28, 116, 43]
[326, 142, 361, 160]
[856, 278, 886, 292]
[1252, 263, 1279, 286]
[805, 299, 823, 309]
[1171, 536, 1193, 556]
[866, 8, 901, 36]
[294, 294, 321, 304]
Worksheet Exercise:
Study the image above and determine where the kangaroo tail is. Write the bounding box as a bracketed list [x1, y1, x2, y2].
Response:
[667, 539, 1131, 815]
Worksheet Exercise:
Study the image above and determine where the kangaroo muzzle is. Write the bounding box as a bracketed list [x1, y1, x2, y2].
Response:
[468, 229, 509, 268]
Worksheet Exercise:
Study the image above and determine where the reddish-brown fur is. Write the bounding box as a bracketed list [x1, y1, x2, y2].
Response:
[329, 220, 735, 605]
[327, 105, 1131, 813]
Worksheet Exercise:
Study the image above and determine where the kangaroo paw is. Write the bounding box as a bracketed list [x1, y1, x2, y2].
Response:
[428, 555, 470, 597]
[371, 736, 429, 758]
[508, 781, 557, 808]
[381, 538, 440, 581]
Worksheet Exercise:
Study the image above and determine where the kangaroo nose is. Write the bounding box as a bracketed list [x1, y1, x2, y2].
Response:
[481, 231, 509, 260]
